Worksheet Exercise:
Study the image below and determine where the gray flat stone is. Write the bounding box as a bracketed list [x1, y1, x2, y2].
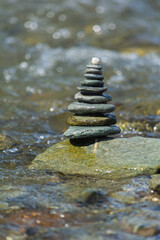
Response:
[77, 86, 107, 94]
[84, 73, 104, 80]
[68, 102, 115, 114]
[80, 79, 104, 87]
[29, 137, 160, 179]
[0, 133, 16, 151]
[64, 125, 120, 139]
[85, 68, 102, 74]
[67, 114, 117, 126]
[87, 64, 102, 70]
[75, 92, 112, 103]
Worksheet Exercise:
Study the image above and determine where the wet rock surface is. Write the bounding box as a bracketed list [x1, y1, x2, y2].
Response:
[30, 137, 160, 179]
[0, 133, 16, 151]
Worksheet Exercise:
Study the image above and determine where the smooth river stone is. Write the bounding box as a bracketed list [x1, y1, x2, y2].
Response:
[75, 92, 112, 103]
[84, 73, 104, 80]
[87, 64, 102, 70]
[64, 125, 121, 139]
[68, 114, 117, 126]
[80, 79, 104, 87]
[68, 102, 115, 114]
[85, 68, 102, 74]
[77, 86, 107, 94]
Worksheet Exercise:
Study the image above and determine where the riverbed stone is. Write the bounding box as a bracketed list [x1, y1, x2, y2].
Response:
[68, 102, 115, 114]
[80, 79, 104, 87]
[149, 175, 160, 193]
[29, 137, 160, 179]
[77, 86, 107, 94]
[0, 133, 15, 151]
[133, 224, 160, 237]
[68, 114, 117, 126]
[118, 99, 160, 133]
[64, 125, 120, 139]
[77, 188, 106, 205]
[75, 92, 112, 103]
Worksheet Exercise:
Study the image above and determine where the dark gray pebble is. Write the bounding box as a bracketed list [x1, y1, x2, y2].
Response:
[86, 64, 102, 70]
[85, 68, 102, 74]
[81, 79, 104, 87]
[84, 73, 104, 80]
[77, 86, 107, 94]
[75, 92, 112, 103]
[68, 102, 115, 114]
[64, 125, 121, 139]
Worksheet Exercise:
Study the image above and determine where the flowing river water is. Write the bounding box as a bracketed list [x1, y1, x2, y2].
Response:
[0, 0, 160, 239]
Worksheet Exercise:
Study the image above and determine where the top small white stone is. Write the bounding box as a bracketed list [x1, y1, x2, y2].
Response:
[91, 57, 100, 65]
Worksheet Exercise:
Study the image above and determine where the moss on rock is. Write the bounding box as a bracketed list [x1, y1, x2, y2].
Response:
[29, 137, 160, 179]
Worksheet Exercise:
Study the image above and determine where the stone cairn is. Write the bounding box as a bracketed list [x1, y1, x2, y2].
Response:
[64, 57, 121, 139]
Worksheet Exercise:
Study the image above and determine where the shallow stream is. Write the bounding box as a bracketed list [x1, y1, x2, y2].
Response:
[0, 0, 160, 239]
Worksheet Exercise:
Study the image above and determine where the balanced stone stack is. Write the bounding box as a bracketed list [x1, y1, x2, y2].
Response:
[64, 57, 121, 139]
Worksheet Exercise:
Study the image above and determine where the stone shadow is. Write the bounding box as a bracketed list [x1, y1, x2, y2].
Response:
[70, 136, 115, 147]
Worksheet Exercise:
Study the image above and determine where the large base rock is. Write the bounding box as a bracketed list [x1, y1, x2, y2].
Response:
[29, 137, 160, 179]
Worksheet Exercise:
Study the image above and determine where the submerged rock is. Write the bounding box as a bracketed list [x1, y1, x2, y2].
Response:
[29, 137, 160, 179]
[149, 175, 160, 193]
[117, 99, 160, 134]
[0, 133, 15, 151]
[133, 224, 160, 237]
[77, 188, 106, 205]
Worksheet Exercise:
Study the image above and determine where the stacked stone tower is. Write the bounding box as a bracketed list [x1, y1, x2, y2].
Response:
[64, 57, 121, 139]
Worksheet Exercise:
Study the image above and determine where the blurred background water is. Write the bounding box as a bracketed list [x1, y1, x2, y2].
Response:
[0, 0, 160, 239]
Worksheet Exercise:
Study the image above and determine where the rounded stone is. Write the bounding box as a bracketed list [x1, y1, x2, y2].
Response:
[91, 57, 100, 65]
[80, 79, 104, 87]
[64, 125, 121, 139]
[85, 68, 102, 74]
[68, 114, 117, 126]
[68, 102, 115, 114]
[84, 73, 104, 80]
[87, 64, 102, 70]
[77, 86, 107, 94]
[149, 175, 160, 193]
[75, 92, 112, 103]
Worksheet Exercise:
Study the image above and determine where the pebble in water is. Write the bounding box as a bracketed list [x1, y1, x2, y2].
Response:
[64, 57, 121, 139]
